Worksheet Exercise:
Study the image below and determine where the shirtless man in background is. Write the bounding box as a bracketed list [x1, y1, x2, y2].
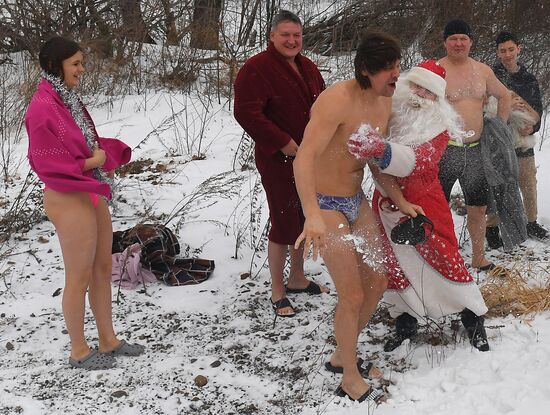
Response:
[437, 19, 511, 271]
[293, 31, 404, 403]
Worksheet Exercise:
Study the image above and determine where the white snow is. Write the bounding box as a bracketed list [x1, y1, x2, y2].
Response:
[1, 60, 549, 415]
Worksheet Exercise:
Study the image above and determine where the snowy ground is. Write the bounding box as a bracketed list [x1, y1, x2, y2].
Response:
[1, 91, 550, 415]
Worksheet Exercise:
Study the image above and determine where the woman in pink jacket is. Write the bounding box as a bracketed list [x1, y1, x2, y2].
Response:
[25, 36, 144, 370]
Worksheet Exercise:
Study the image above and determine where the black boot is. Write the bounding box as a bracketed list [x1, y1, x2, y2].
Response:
[526, 221, 548, 239]
[485, 226, 503, 250]
[384, 313, 418, 352]
[460, 308, 489, 352]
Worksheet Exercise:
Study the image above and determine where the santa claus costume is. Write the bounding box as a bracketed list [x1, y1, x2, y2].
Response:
[349, 60, 489, 351]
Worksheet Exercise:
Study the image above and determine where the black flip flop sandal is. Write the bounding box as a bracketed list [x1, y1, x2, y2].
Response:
[285, 280, 324, 295]
[325, 358, 379, 379]
[271, 297, 296, 317]
[335, 383, 383, 403]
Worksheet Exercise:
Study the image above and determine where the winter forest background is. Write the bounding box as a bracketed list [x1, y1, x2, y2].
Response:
[1, 1, 550, 414]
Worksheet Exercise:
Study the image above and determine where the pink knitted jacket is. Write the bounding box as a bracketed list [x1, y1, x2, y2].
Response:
[25, 79, 131, 200]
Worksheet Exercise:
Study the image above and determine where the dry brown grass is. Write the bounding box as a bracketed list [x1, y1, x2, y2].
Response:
[481, 264, 550, 318]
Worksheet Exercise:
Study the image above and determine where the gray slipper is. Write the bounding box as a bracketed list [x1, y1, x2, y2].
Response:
[104, 340, 145, 357]
[69, 349, 116, 370]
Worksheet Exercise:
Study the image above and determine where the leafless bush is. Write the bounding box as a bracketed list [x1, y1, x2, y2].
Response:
[139, 91, 222, 157]
[0, 54, 37, 183]
[0, 53, 45, 246]
[0, 172, 46, 237]
[181, 92, 223, 157]
[201, 55, 237, 103]
[77, 42, 155, 98]
[302, 0, 550, 86]
[164, 170, 247, 229]
[225, 174, 267, 259]
[1, 0, 158, 56]
[539, 116, 547, 149]
[232, 131, 255, 172]
[248, 221, 269, 278]
[227, 133, 272, 268]
[2, 0, 548, 101]
[157, 44, 202, 91]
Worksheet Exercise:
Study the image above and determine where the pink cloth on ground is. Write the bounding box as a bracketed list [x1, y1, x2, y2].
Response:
[111, 243, 157, 289]
[25, 79, 131, 200]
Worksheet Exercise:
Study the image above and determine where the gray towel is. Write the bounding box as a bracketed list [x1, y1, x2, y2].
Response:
[480, 116, 527, 250]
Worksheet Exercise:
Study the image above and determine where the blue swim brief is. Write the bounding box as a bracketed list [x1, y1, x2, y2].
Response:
[317, 191, 364, 224]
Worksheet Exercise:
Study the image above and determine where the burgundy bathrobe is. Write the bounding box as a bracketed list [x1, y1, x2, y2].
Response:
[234, 42, 325, 244]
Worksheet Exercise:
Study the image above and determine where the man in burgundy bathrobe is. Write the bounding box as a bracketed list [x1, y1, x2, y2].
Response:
[234, 10, 327, 317]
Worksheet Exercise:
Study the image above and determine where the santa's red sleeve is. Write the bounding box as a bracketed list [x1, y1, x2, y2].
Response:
[379, 131, 449, 177]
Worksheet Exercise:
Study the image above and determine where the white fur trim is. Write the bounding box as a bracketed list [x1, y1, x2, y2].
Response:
[379, 208, 488, 319]
[381, 143, 415, 177]
[406, 67, 447, 99]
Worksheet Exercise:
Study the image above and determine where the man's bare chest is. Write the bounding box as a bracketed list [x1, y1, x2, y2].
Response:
[446, 70, 486, 101]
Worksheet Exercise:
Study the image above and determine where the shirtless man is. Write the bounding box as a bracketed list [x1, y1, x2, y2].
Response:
[437, 19, 511, 271]
[293, 31, 402, 403]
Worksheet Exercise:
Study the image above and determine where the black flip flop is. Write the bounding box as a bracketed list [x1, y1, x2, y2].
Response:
[271, 297, 296, 318]
[477, 263, 496, 272]
[325, 358, 377, 379]
[285, 280, 324, 295]
[335, 383, 383, 403]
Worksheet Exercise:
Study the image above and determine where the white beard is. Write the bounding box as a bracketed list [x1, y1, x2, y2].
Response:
[388, 82, 465, 147]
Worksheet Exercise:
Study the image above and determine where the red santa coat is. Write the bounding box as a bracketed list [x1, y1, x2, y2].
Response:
[373, 131, 487, 318]
[234, 42, 325, 244]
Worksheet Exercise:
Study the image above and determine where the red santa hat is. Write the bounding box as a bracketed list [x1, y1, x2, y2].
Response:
[405, 60, 447, 99]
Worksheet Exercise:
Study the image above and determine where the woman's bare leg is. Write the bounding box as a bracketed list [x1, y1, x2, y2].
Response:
[44, 190, 97, 360]
[88, 197, 119, 352]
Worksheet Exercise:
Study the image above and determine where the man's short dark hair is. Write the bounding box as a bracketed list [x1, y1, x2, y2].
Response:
[496, 31, 519, 47]
[270, 10, 302, 31]
[39, 36, 82, 78]
[354, 30, 401, 90]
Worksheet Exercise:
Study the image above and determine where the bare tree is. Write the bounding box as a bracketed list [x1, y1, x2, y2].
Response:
[83, 0, 115, 57]
[236, 0, 261, 46]
[119, 0, 155, 43]
[190, 0, 223, 50]
[160, 0, 180, 45]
